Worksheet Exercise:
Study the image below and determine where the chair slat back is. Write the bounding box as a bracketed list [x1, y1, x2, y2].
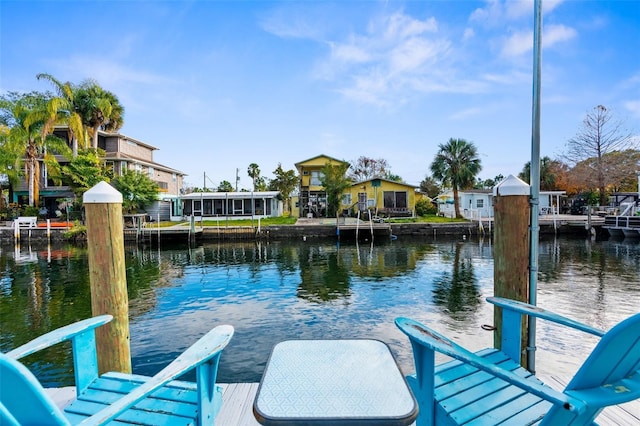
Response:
[0, 353, 70, 425]
[568, 313, 640, 391]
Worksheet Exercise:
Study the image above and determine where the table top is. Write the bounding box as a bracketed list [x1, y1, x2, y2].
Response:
[253, 339, 418, 425]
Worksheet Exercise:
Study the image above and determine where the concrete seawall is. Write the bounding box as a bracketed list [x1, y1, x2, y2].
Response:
[0, 218, 602, 245]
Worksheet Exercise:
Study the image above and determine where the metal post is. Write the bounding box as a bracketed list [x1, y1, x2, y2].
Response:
[527, 0, 543, 373]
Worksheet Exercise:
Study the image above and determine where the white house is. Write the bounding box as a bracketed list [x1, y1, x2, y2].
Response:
[436, 190, 493, 219]
[437, 189, 567, 218]
[181, 191, 282, 220]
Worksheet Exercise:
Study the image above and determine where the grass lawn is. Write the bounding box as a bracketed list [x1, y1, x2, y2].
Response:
[147, 215, 466, 227]
[387, 215, 468, 223]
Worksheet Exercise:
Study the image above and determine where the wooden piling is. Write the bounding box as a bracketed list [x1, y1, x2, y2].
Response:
[493, 175, 530, 367]
[83, 181, 131, 374]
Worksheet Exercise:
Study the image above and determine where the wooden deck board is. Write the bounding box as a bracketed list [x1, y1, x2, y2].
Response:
[46, 377, 640, 425]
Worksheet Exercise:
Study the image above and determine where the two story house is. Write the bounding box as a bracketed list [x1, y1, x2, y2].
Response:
[295, 154, 349, 218]
[294, 154, 417, 218]
[12, 128, 186, 221]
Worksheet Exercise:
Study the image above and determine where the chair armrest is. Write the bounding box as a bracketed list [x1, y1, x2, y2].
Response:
[395, 317, 587, 415]
[79, 324, 234, 426]
[487, 297, 605, 337]
[566, 371, 640, 407]
[6, 315, 113, 359]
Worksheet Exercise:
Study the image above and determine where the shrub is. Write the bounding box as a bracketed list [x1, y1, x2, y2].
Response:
[416, 198, 437, 216]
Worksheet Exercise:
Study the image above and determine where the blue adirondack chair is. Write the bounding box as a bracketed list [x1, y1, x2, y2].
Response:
[0, 315, 234, 425]
[396, 296, 640, 425]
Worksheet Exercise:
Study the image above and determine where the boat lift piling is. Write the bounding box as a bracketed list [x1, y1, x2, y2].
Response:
[493, 176, 530, 368]
[83, 181, 132, 375]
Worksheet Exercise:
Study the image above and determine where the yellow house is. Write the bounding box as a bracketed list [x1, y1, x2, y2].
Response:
[343, 178, 417, 218]
[295, 154, 349, 217]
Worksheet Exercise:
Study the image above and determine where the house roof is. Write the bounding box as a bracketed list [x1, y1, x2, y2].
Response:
[351, 177, 417, 188]
[104, 152, 186, 176]
[181, 191, 280, 199]
[294, 154, 348, 168]
[98, 129, 158, 151]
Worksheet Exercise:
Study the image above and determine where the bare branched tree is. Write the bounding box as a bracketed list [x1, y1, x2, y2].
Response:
[564, 105, 635, 205]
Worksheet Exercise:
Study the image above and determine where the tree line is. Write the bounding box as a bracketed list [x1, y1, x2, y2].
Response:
[3, 73, 636, 219]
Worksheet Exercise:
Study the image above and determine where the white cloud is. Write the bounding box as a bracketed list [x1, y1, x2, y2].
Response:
[259, 6, 325, 39]
[389, 37, 449, 74]
[331, 41, 372, 64]
[501, 30, 532, 57]
[544, 24, 577, 46]
[625, 100, 640, 118]
[471, 0, 565, 26]
[463, 27, 475, 41]
[380, 13, 438, 40]
[501, 24, 576, 57]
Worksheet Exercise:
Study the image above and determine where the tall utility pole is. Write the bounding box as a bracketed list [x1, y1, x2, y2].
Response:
[235, 168, 239, 191]
[203, 172, 206, 191]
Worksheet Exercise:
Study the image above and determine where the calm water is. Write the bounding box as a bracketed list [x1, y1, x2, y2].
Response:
[1, 236, 639, 387]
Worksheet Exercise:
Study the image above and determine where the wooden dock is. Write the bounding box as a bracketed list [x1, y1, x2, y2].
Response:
[46, 376, 640, 425]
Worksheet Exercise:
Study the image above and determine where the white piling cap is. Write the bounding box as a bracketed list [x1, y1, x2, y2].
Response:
[83, 181, 123, 204]
[493, 174, 529, 196]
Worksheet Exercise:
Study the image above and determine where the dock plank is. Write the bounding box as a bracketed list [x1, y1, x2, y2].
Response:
[46, 378, 640, 425]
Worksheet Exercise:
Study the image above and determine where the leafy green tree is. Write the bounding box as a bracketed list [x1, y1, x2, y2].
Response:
[217, 180, 234, 192]
[430, 138, 482, 218]
[384, 173, 403, 182]
[61, 149, 113, 198]
[419, 175, 441, 198]
[270, 163, 298, 214]
[74, 80, 125, 149]
[111, 169, 159, 213]
[320, 161, 351, 217]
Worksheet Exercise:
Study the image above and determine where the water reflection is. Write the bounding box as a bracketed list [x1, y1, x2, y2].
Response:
[1, 237, 639, 387]
[432, 242, 481, 320]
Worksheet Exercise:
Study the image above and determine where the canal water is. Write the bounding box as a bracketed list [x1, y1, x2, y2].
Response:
[1, 236, 639, 387]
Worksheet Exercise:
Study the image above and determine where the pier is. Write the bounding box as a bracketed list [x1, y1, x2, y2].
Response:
[45, 376, 640, 425]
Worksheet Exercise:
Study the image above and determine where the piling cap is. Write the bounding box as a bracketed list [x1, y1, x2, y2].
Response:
[83, 181, 123, 204]
[493, 175, 529, 196]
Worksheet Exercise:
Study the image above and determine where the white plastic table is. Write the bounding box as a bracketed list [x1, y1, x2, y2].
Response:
[253, 339, 418, 425]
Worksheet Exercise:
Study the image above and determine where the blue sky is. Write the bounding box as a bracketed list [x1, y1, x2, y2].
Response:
[1, 0, 639, 190]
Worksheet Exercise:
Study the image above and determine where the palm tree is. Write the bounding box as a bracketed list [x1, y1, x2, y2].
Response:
[0, 91, 70, 206]
[430, 138, 482, 218]
[74, 80, 125, 149]
[36, 73, 87, 157]
[247, 163, 260, 191]
[519, 156, 558, 190]
[0, 124, 22, 208]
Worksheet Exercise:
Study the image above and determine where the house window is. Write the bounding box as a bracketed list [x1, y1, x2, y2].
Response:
[120, 161, 127, 176]
[148, 166, 154, 178]
[135, 163, 142, 172]
[383, 191, 408, 209]
[476, 199, 484, 208]
[172, 173, 177, 182]
[310, 171, 323, 186]
[342, 194, 351, 206]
